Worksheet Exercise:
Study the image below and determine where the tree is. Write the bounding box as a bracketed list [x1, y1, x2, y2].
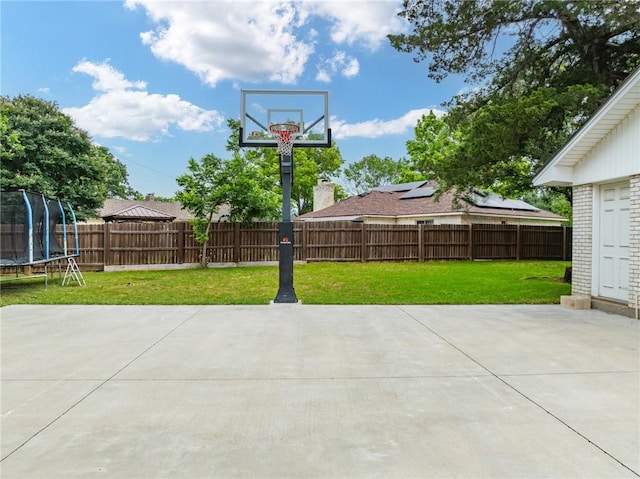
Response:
[343, 154, 417, 194]
[175, 152, 280, 267]
[288, 146, 344, 214]
[176, 155, 227, 267]
[520, 188, 573, 225]
[390, 1, 640, 196]
[1, 95, 138, 219]
[91, 145, 140, 200]
[405, 112, 461, 190]
[220, 154, 281, 224]
[390, 1, 640, 92]
[454, 84, 609, 197]
[227, 119, 344, 215]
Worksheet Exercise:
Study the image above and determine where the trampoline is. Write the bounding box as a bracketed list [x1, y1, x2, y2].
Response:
[1, 190, 80, 287]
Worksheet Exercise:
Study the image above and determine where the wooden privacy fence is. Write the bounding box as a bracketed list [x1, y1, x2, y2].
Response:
[63, 221, 571, 271]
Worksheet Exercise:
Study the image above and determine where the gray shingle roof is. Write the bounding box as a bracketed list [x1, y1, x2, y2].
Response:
[297, 182, 564, 221]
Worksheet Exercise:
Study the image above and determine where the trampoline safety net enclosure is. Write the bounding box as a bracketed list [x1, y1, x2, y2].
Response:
[0, 190, 80, 267]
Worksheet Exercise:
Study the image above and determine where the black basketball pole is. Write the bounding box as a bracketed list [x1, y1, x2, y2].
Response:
[274, 151, 298, 303]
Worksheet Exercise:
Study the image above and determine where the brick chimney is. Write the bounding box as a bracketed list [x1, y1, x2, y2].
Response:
[313, 179, 334, 211]
[145, 193, 155, 202]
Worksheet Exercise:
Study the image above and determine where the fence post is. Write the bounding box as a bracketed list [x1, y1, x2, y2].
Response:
[103, 222, 110, 267]
[234, 223, 241, 263]
[468, 224, 474, 260]
[176, 222, 185, 264]
[361, 223, 367, 262]
[300, 221, 307, 261]
[562, 225, 568, 261]
[516, 224, 521, 260]
[418, 224, 424, 262]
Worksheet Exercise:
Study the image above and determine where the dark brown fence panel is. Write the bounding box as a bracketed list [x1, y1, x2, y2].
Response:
[205, 223, 237, 263]
[107, 222, 179, 266]
[472, 224, 517, 259]
[296, 223, 306, 261]
[366, 224, 419, 261]
[0, 224, 27, 260]
[239, 222, 280, 262]
[68, 221, 572, 269]
[304, 221, 362, 261]
[422, 225, 470, 260]
[520, 225, 569, 260]
[180, 222, 200, 264]
[75, 224, 105, 271]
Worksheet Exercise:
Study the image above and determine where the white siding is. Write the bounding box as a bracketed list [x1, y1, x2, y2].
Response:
[573, 106, 640, 186]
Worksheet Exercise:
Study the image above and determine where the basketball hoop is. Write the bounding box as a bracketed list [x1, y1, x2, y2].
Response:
[269, 123, 300, 156]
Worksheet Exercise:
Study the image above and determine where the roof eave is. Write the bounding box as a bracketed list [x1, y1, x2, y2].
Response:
[533, 67, 640, 187]
[533, 165, 575, 187]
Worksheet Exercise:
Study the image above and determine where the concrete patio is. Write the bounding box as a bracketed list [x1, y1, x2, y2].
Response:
[1, 304, 638, 478]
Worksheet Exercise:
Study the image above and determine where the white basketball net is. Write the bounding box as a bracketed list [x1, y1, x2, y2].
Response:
[269, 124, 300, 157]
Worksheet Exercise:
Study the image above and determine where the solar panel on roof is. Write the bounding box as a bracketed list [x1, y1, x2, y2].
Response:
[399, 187, 436, 199]
[471, 192, 539, 211]
[372, 180, 428, 192]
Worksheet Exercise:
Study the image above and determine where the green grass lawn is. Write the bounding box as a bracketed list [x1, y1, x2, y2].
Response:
[0, 261, 571, 306]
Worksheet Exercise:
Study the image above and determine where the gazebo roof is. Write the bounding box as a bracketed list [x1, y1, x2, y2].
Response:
[103, 205, 175, 222]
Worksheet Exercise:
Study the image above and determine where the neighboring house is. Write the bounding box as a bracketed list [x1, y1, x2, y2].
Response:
[88, 194, 229, 223]
[534, 67, 639, 317]
[297, 180, 565, 226]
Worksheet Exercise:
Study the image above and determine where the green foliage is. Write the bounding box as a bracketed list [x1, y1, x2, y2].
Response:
[390, 0, 640, 90]
[343, 154, 417, 194]
[175, 148, 282, 265]
[290, 145, 344, 213]
[520, 188, 573, 225]
[0, 95, 138, 219]
[405, 109, 578, 214]
[450, 84, 609, 197]
[176, 119, 343, 260]
[405, 112, 463, 193]
[549, 194, 573, 226]
[146, 194, 175, 202]
[332, 183, 350, 203]
[220, 154, 281, 224]
[391, 0, 640, 198]
[176, 154, 227, 263]
[227, 118, 344, 215]
[91, 145, 140, 200]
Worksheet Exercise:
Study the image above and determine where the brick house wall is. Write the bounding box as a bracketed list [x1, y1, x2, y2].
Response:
[571, 184, 593, 297]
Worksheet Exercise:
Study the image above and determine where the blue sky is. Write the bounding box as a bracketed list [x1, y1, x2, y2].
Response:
[2, 0, 468, 198]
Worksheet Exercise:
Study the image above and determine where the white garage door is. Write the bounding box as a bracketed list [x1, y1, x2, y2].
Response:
[598, 181, 630, 301]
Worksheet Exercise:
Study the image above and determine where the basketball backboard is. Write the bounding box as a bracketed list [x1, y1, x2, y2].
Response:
[240, 89, 330, 148]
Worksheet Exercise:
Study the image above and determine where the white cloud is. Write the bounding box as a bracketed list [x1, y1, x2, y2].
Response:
[331, 108, 444, 139]
[124, 0, 406, 86]
[126, 1, 313, 86]
[307, 1, 407, 50]
[73, 60, 147, 91]
[316, 51, 360, 82]
[63, 60, 223, 141]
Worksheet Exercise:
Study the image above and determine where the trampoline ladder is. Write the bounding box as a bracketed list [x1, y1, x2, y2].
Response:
[62, 257, 86, 286]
